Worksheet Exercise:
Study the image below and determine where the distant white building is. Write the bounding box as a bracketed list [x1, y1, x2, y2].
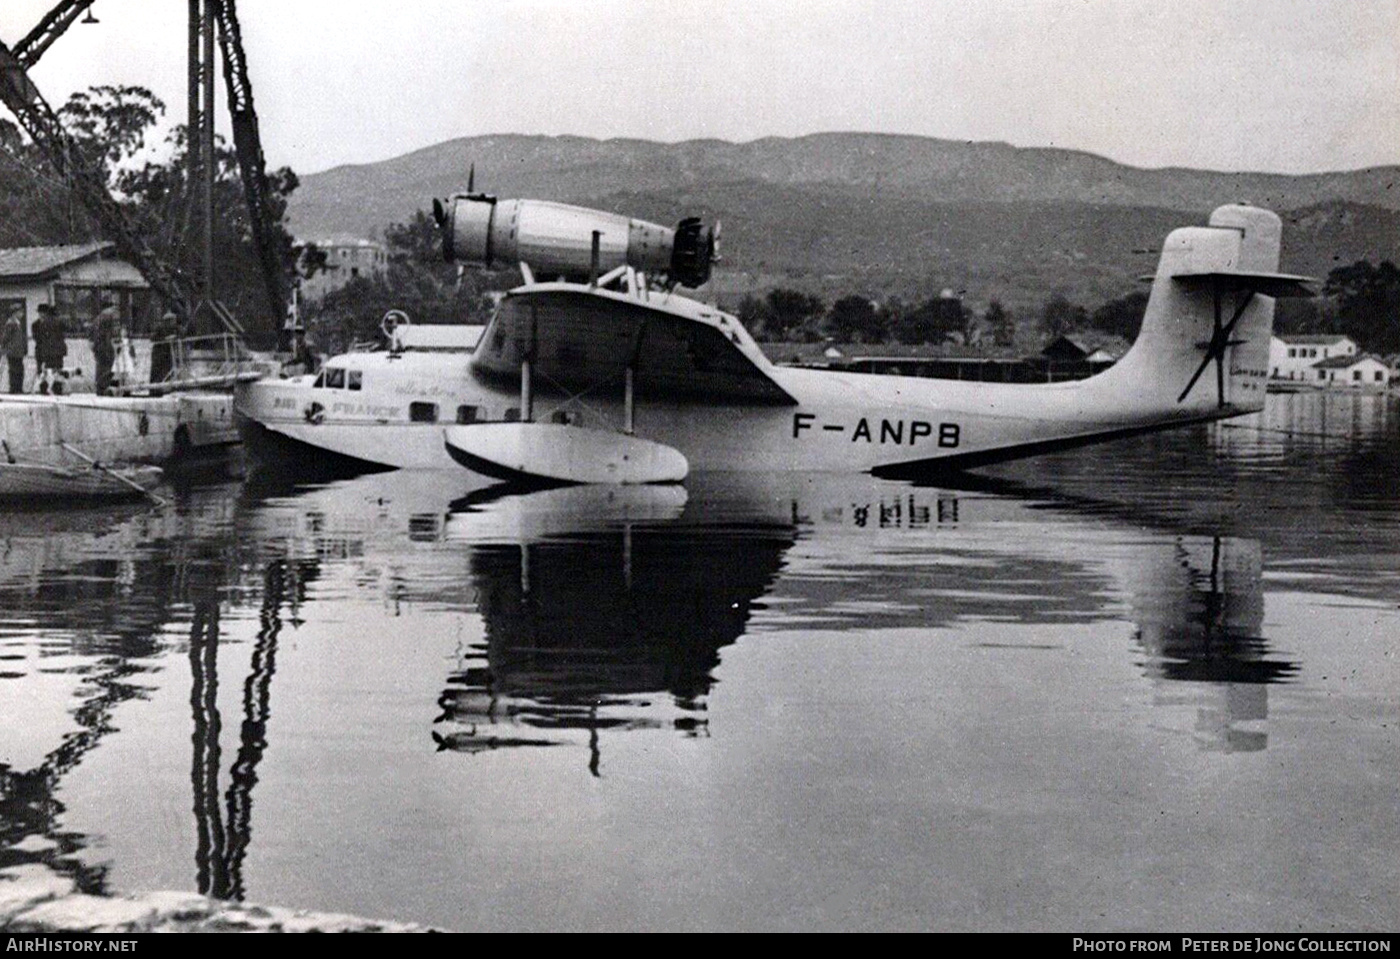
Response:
[299, 236, 389, 302]
[1312, 354, 1390, 388]
[1269, 334, 1357, 382]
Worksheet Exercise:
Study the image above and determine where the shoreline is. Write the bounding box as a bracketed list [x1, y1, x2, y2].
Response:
[0, 864, 440, 933]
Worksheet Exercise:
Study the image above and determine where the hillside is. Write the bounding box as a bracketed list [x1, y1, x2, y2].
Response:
[287, 133, 1400, 310]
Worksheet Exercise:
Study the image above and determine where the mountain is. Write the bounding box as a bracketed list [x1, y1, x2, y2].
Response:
[287, 133, 1400, 309]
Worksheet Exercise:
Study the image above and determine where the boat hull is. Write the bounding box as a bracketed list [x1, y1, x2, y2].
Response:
[0, 462, 164, 500]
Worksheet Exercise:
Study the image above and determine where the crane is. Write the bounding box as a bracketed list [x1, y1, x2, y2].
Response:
[212, 0, 288, 331]
[0, 32, 199, 320]
[0, 0, 289, 335]
[11, 0, 98, 68]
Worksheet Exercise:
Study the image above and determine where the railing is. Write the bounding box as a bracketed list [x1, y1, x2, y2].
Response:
[118, 332, 276, 395]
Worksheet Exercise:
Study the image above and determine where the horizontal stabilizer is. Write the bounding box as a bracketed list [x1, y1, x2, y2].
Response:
[1170, 270, 1316, 298]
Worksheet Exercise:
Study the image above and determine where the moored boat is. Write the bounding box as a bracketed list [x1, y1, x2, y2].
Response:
[0, 460, 164, 500]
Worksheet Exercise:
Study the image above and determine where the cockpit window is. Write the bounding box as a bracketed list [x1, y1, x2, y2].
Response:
[348, 370, 363, 391]
[312, 371, 326, 388]
[324, 367, 346, 389]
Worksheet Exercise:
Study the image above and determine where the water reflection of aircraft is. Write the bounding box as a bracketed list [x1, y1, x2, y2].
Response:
[917, 470, 1296, 751]
[1125, 536, 1292, 752]
[355, 472, 1286, 766]
[435, 484, 793, 774]
[239, 203, 1311, 482]
[0, 467, 1304, 893]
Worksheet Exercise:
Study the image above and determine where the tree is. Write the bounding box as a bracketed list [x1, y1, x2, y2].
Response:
[984, 300, 1016, 348]
[2, 84, 305, 340]
[1041, 293, 1087, 339]
[58, 85, 165, 180]
[1088, 290, 1148, 340]
[309, 209, 516, 349]
[763, 288, 824, 341]
[1324, 260, 1400, 354]
[737, 294, 775, 337]
[0, 117, 86, 246]
[825, 295, 883, 342]
[893, 292, 967, 345]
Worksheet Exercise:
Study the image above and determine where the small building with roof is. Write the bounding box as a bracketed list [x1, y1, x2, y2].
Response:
[1040, 334, 1131, 365]
[0, 243, 155, 391]
[1269, 334, 1357, 382]
[0, 243, 152, 340]
[1311, 354, 1389, 388]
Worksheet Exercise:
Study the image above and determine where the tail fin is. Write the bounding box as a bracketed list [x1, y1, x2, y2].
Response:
[1095, 204, 1308, 417]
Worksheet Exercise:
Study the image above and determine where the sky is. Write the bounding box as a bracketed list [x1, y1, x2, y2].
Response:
[2, 0, 1397, 176]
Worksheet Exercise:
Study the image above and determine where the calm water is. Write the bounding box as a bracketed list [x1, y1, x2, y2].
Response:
[1, 391, 1396, 931]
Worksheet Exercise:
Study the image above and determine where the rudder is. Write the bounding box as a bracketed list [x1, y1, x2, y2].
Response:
[1098, 204, 1286, 417]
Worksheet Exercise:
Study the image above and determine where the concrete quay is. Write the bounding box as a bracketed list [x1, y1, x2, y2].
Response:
[0, 864, 439, 934]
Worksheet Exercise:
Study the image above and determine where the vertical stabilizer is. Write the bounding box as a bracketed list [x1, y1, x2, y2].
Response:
[1091, 204, 1293, 417]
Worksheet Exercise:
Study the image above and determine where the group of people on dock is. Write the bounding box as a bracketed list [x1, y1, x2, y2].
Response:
[1, 301, 184, 396]
[3, 303, 68, 395]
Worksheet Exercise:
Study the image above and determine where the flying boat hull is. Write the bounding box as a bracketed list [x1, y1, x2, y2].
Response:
[237, 204, 1309, 480]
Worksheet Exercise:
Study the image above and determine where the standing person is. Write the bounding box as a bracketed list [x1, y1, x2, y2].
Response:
[1, 309, 25, 394]
[90, 304, 118, 396]
[148, 310, 178, 388]
[290, 327, 319, 374]
[31, 303, 67, 394]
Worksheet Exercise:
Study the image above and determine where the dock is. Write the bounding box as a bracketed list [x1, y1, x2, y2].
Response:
[0, 392, 238, 468]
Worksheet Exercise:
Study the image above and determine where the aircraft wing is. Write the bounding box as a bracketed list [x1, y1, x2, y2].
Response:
[1170, 270, 1317, 298]
[470, 284, 797, 405]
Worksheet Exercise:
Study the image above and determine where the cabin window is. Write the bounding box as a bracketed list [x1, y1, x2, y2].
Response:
[324, 367, 346, 389]
[1353, 370, 1362, 381]
[456, 405, 479, 424]
[1377, 371, 1385, 382]
[503, 407, 520, 422]
[347, 370, 363, 391]
[1287, 348, 1295, 358]
[1318, 370, 1326, 380]
[409, 402, 438, 423]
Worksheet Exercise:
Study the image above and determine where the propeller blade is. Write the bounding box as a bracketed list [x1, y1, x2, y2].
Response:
[432, 197, 446, 227]
[468, 163, 475, 194]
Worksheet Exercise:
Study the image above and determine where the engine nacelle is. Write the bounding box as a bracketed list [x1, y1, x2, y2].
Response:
[438, 196, 714, 287]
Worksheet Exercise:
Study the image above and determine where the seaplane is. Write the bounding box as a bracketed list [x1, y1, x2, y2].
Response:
[235, 191, 1313, 484]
